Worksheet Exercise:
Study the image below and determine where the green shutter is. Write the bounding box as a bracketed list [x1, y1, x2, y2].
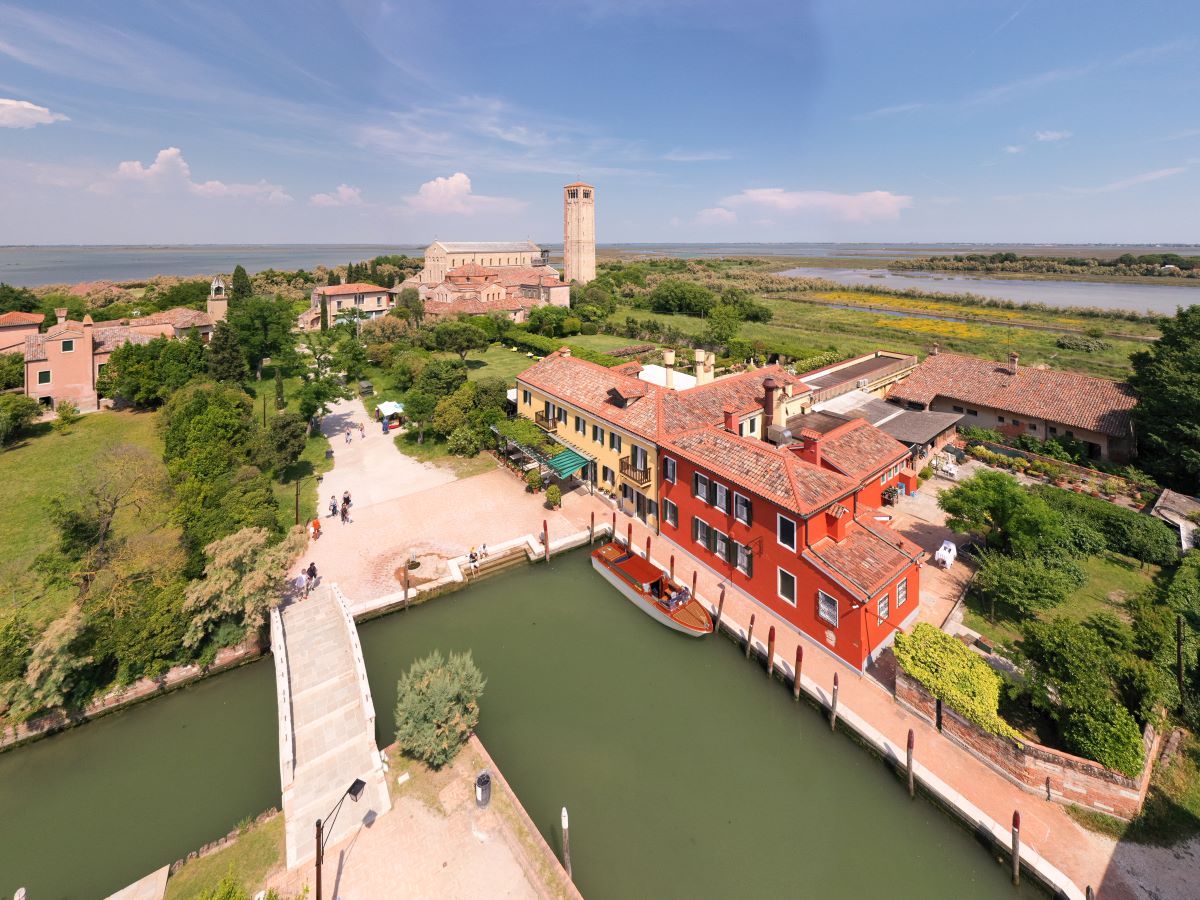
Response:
[744, 548, 754, 579]
[692, 516, 700, 543]
[743, 497, 753, 527]
[707, 480, 717, 506]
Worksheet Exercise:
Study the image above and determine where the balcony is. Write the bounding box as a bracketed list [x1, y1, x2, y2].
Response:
[534, 411, 557, 433]
[620, 456, 651, 488]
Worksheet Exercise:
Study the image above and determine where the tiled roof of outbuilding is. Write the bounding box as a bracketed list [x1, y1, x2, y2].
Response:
[315, 282, 389, 297]
[803, 520, 923, 600]
[0, 311, 43, 326]
[815, 418, 911, 480]
[888, 352, 1136, 438]
[129, 307, 214, 329]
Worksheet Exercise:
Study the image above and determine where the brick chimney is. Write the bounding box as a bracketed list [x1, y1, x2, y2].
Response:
[55, 307, 67, 324]
[1009, 351, 1019, 374]
[931, 342, 939, 356]
[794, 427, 823, 467]
[560, 347, 572, 357]
[826, 503, 850, 542]
[762, 377, 778, 430]
[723, 404, 738, 434]
[662, 348, 675, 390]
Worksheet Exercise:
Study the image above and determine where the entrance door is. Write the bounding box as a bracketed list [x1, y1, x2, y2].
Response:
[635, 491, 647, 522]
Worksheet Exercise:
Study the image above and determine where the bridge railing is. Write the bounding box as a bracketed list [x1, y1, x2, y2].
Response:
[269, 606, 296, 787]
[331, 585, 379, 744]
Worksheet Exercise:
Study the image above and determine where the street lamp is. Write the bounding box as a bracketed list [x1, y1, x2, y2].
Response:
[294, 473, 324, 526]
[315, 777, 366, 900]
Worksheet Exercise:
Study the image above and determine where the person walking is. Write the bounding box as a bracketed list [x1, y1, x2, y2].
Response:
[306, 561, 318, 589]
[345, 427, 352, 444]
[340, 501, 349, 524]
[329, 496, 339, 518]
[343, 490, 352, 510]
[311, 517, 321, 540]
[358, 422, 365, 439]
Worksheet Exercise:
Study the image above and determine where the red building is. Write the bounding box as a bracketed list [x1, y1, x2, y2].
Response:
[660, 413, 923, 671]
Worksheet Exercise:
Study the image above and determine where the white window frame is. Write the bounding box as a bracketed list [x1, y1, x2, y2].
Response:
[896, 578, 907, 607]
[694, 472, 710, 502]
[663, 456, 676, 484]
[777, 513, 797, 551]
[736, 542, 752, 577]
[522, 389, 531, 405]
[694, 516, 711, 549]
[713, 528, 730, 562]
[713, 482, 729, 513]
[777, 568, 797, 606]
[734, 492, 752, 525]
[877, 593, 890, 626]
[61, 339, 75, 353]
[609, 432, 622, 453]
[663, 498, 678, 528]
[602, 465, 614, 485]
[37, 370, 51, 385]
[593, 424, 604, 445]
[817, 590, 838, 627]
[575, 415, 586, 435]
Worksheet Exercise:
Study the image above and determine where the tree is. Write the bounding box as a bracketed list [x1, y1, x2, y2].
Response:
[0, 614, 33, 683]
[1, 608, 92, 718]
[0, 394, 41, 447]
[160, 382, 258, 480]
[319, 293, 329, 331]
[402, 389, 437, 443]
[1129, 305, 1200, 491]
[391, 287, 423, 326]
[335, 338, 369, 380]
[253, 412, 308, 477]
[228, 296, 296, 379]
[415, 358, 468, 397]
[702, 303, 743, 347]
[972, 551, 1084, 619]
[230, 264, 252, 303]
[182, 525, 306, 650]
[393, 650, 485, 767]
[938, 470, 1031, 549]
[647, 279, 716, 316]
[0, 352, 23, 390]
[52, 400, 80, 434]
[293, 332, 351, 422]
[274, 367, 286, 410]
[207, 321, 249, 384]
[98, 332, 207, 407]
[432, 321, 490, 362]
[0, 283, 38, 314]
[432, 394, 468, 438]
[361, 315, 408, 346]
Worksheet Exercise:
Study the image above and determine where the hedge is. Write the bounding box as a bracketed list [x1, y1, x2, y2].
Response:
[506, 330, 625, 367]
[894, 623, 1020, 739]
[1032, 485, 1179, 565]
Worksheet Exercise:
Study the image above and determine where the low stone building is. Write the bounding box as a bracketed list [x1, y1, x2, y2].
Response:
[0, 311, 44, 355]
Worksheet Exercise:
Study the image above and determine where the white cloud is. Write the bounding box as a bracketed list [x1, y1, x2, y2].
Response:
[0, 97, 68, 128]
[1067, 166, 1188, 194]
[695, 206, 737, 225]
[405, 172, 522, 215]
[854, 102, 925, 121]
[310, 184, 364, 207]
[1004, 145, 1024, 154]
[92, 147, 292, 203]
[1034, 130, 1072, 142]
[721, 187, 913, 222]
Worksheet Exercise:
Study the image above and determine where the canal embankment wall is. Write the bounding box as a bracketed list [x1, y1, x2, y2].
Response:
[896, 668, 1157, 821]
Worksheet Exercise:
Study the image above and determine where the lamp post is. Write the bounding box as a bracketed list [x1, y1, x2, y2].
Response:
[315, 777, 366, 900]
[294, 473, 324, 526]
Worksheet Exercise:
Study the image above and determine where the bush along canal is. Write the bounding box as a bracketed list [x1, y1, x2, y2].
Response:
[360, 548, 1047, 899]
[0, 547, 1045, 898]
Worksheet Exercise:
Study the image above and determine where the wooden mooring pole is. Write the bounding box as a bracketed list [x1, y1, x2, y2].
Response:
[830, 674, 839, 731]
[1011, 811, 1021, 887]
[691, 569, 697, 602]
[543, 520, 549, 562]
[589, 511, 595, 544]
[403, 567, 410, 612]
[714, 585, 725, 634]
[1086, 887, 1095, 900]
[745, 614, 755, 659]
[561, 807, 572, 879]
[793, 645, 803, 700]
[906, 729, 915, 799]
[766, 626, 776, 678]
[611, 511, 616, 541]
[645, 535, 651, 560]
[670, 554, 675, 580]
[627, 522, 633, 549]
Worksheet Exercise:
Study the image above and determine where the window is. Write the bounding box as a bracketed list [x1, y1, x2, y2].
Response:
[952, 405, 964, 413]
[575, 416, 586, 435]
[1049, 426, 1058, 435]
[713, 529, 730, 562]
[967, 409, 978, 416]
[778, 569, 797, 605]
[609, 432, 622, 453]
[522, 389, 531, 405]
[713, 482, 729, 514]
[1066, 431, 1074, 438]
[37, 370, 50, 385]
[602, 466, 614, 485]
[692, 516, 711, 549]
[734, 493, 753, 526]
[1012, 419, 1021, 427]
[896, 578, 908, 607]
[663, 457, 676, 484]
[736, 543, 753, 577]
[61, 339, 74, 353]
[557, 407, 567, 424]
[663, 498, 678, 528]
[1028, 423, 1037, 431]
[997, 416, 1005, 423]
[593, 424, 604, 444]
[817, 590, 838, 626]
[583, 190, 591, 199]
[877, 593, 890, 626]
[777, 514, 796, 551]
[693, 472, 710, 501]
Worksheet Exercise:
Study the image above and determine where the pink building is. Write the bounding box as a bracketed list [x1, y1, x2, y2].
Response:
[298, 283, 392, 331]
[0, 311, 44, 355]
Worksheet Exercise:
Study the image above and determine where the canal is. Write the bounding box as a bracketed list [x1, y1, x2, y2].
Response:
[0, 550, 1044, 898]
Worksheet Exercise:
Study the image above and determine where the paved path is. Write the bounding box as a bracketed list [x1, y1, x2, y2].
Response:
[277, 586, 391, 869]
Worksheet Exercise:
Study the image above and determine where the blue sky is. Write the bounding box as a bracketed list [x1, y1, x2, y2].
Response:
[1, 0, 1197, 245]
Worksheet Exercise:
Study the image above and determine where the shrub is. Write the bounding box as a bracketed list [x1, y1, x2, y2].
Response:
[1055, 334, 1110, 352]
[580, 322, 598, 335]
[52, 400, 81, 433]
[0, 394, 42, 446]
[394, 650, 486, 767]
[525, 470, 543, 491]
[918, 465, 933, 481]
[893, 623, 1020, 739]
[446, 424, 482, 457]
[505, 330, 625, 367]
[973, 551, 1083, 619]
[1033, 485, 1179, 565]
[546, 484, 562, 507]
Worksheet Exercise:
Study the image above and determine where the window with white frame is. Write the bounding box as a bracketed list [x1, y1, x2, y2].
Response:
[777, 514, 796, 551]
[712, 528, 730, 562]
[817, 590, 838, 626]
[734, 493, 753, 526]
[61, 339, 74, 353]
[877, 593, 890, 626]
[602, 466, 614, 484]
[663, 456, 676, 484]
[593, 424, 604, 444]
[663, 498, 678, 528]
[37, 370, 50, 385]
[693, 472, 710, 501]
[609, 432, 622, 453]
[778, 568, 797, 605]
[557, 407, 567, 424]
[522, 389, 531, 405]
[736, 542, 753, 577]
[692, 516, 711, 549]
[896, 578, 907, 607]
[713, 482, 729, 514]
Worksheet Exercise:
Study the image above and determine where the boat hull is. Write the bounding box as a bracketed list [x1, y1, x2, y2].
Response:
[591, 554, 710, 636]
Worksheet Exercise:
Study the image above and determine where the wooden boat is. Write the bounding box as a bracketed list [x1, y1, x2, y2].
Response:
[591, 542, 713, 637]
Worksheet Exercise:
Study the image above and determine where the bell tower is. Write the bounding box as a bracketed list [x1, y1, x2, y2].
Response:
[563, 182, 596, 284]
[207, 275, 228, 323]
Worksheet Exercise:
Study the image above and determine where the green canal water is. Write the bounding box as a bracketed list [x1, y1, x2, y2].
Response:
[0, 549, 1045, 898]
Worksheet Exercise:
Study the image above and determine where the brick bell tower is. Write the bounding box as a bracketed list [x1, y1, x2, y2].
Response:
[563, 181, 596, 284]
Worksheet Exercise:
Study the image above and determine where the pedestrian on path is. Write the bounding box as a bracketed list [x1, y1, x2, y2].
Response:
[310, 517, 321, 540]
[358, 422, 365, 439]
[307, 561, 318, 588]
[468, 547, 479, 573]
[343, 490, 352, 509]
[329, 496, 338, 518]
[340, 502, 349, 524]
[345, 427, 352, 444]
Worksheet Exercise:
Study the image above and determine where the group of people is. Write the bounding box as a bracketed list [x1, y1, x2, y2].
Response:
[299, 561, 318, 597]
[329, 490, 353, 524]
[466, 544, 490, 573]
[344, 422, 366, 444]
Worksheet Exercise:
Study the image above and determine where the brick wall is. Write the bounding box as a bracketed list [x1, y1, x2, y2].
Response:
[896, 669, 1157, 820]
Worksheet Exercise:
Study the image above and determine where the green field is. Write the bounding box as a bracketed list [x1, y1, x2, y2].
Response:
[163, 815, 284, 900]
[0, 410, 165, 625]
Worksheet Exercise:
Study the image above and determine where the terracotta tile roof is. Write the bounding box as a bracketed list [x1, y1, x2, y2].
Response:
[814, 418, 910, 480]
[93, 326, 157, 352]
[888, 352, 1136, 438]
[315, 282, 389, 296]
[23, 334, 47, 361]
[803, 519, 923, 599]
[0, 311, 44, 326]
[432, 241, 541, 253]
[129, 307, 214, 329]
[665, 427, 857, 517]
[662, 366, 807, 434]
[518, 350, 666, 440]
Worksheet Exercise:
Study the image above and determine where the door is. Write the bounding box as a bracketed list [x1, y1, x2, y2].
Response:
[635, 491, 647, 522]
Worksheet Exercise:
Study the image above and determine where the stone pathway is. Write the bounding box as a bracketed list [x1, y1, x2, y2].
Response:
[278, 586, 390, 869]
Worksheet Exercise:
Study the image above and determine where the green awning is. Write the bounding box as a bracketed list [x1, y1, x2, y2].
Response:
[546, 448, 590, 478]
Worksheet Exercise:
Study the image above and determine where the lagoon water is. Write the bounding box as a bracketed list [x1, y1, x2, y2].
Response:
[0, 550, 1045, 898]
[779, 266, 1200, 316]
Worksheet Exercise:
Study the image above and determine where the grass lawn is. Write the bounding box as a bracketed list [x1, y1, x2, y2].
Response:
[462, 344, 537, 385]
[559, 332, 646, 351]
[0, 409, 165, 625]
[393, 430, 496, 479]
[163, 814, 284, 900]
[962, 552, 1160, 648]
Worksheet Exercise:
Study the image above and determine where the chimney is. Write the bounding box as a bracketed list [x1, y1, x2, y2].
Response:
[826, 504, 849, 542]
[55, 307, 67, 324]
[560, 347, 571, 357]
[693, 348, 705, 376]
[723, 404, 738, 434]
[762, 377, 778, 431]
[931, 342, 939, 356]
[794, 427, 822, 467]
[663, 348, 675, 390]
[1008, 351, 1019, 374]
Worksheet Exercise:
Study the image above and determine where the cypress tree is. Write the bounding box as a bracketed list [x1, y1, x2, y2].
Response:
[319, 295, 329, 331]
[230, 264, 252, 302]
[274, 367, 286, 410]
[206, 321, 249, 384]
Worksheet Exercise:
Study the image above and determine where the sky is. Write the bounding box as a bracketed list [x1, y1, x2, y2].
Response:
[0, 0, 1197, 245]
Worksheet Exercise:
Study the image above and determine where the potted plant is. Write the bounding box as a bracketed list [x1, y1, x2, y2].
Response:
[525, 470, 543, 493]
[546, 484, 562, 509]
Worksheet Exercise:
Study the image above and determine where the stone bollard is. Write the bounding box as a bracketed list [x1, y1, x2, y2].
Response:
[793, 645, 803, 700]
[766, 626, 776, 678]
[1011, 811, 1021, 887]
[745, 614, 755, 659]
[907, 729, 915, 799]
[830, 674, 839, 731]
